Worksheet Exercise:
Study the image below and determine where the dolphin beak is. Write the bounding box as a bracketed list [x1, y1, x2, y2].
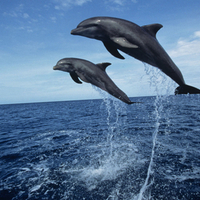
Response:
[53, 65, 59, 70]
[71, 29, 77, 35]
[71, 29, 75, 34]
[71, 27, 82, 35]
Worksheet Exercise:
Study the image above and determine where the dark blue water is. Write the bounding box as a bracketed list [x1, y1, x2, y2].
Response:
[0, 94, 200, 200]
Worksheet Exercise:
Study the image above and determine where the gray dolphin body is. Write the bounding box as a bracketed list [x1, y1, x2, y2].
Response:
[53, 58, 135, 104]
[71, 16, 200, 95]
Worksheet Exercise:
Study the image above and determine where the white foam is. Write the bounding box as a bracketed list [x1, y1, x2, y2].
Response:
[30, 184, 42, 193]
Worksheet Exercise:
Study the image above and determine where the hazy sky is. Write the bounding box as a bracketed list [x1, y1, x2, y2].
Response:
[1, 0, 200, 104]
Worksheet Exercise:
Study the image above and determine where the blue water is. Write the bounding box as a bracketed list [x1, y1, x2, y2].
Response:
[0, 94, 200, 200]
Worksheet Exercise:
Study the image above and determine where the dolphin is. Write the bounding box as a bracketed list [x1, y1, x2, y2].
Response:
[71, 16, 200, 95]
[53, 58, 135, 104]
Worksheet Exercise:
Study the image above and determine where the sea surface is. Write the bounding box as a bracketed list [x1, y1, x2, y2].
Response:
[0, 94, 200, 200]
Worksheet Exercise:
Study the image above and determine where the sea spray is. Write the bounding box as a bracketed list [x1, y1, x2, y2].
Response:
[145, 64, 174, 94]
[137, 95, 162, 200]
[77, 85, 133, 191]
[92, 85, 129, 161]
[136, 64, 174, 200]
[92, 85, 127, 149]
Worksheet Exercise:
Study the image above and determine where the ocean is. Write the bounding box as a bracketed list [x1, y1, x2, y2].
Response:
[0, 94, 200, 200]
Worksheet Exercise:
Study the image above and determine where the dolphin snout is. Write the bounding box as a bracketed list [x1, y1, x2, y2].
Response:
[71, 28, 78, 35]
[71, 29, 75, 34]
[53, 65, 58, 70]
[71, 27, 82, 35]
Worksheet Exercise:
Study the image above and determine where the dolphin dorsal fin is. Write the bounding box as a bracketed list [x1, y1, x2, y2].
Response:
[142, 23, 163, 38]
[96, 62, 111, 71]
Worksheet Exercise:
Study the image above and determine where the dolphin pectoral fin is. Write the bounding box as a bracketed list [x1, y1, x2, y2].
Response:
[112, 37, 139, 49]
[70, 72, 82, 84]
[103, 42, 125, 59]
[141, 23, 163, 38]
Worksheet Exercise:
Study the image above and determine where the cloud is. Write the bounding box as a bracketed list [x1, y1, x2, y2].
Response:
[23, 13, 29, 19]
[52, 0, 137, 11]
[3, 11, 18, 18]
[169, 30, 200, 58]
[54, 0, 92, 10]
[167, 31, 200, 87]
[104, 0, 125, 11]
[194, 31, 200, 38]
[104, 0, 137, 11]
[50, 16, 57, 23]
[3, 4, 25, 18]
[109, 0, 125, 6]
[107, 0, 137, 5]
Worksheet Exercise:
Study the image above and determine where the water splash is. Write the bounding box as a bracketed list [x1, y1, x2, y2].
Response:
[92, 74, 174, 200]
[143, 63, 176, 95]
[137, 96, 162, 200]
[80, 85, 136, 190]
[136, 64, 174, 200]
[91, 85, 128, 147]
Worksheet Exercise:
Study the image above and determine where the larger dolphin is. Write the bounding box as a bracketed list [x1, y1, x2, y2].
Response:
[53, 58, 135, 104]
[71, 17, 200, 95]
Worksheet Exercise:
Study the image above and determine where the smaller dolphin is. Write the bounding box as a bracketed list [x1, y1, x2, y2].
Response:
[53, 58, 135, 104]
[71, 17, 200, 95]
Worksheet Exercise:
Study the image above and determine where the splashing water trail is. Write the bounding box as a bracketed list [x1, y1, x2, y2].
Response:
[92, 85, 128, 160]
[136, 64, 174, 200]
[76, 85, 133, 191]
[143, 63, 176, 95]
[92, 70, 175, 200]
[137, 95, 162, 200]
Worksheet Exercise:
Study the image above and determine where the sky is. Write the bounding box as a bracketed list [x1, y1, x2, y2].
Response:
[0, 0, 200, 104]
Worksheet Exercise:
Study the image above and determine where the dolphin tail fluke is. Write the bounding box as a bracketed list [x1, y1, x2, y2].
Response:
[175, 84, 200, 95]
